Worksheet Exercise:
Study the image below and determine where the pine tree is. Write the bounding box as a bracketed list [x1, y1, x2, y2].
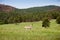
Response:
[56, 16, 60, 24]
[42, 18, 50, 28]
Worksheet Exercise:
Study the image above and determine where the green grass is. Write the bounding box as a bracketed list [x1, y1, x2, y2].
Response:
[0, 20, 60, 40]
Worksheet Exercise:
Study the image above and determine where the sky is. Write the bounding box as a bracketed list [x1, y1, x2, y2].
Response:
[0, 0, 60, 9]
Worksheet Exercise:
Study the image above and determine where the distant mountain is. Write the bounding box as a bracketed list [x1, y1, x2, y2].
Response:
[0, 4, 16, 12]
[0, 4, 60, 13]
[24, 5, 60, 13]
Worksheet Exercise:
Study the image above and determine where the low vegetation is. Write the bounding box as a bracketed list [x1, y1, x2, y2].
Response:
[0, 20, 60, 40]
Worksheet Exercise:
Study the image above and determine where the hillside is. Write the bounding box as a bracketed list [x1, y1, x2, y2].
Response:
[0, 4, 60, 13]
[0, 4, 16, 12]
[0, 4, 60, 24]
[25, 5, 60, 12]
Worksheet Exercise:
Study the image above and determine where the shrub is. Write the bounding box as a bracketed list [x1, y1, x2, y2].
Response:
[56, 16, 60, 24]
[42, 18, 50, 28]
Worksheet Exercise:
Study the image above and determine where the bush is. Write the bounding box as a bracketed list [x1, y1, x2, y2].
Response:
[42, 18, 50, 28]
[0, 22, 4, 25]
[56, 16, 60, 24]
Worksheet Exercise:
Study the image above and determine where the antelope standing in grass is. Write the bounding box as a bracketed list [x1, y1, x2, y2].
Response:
[24, 24, 33, 30]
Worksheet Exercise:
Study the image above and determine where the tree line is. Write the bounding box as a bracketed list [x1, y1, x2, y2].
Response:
[0, 9, 60, 24]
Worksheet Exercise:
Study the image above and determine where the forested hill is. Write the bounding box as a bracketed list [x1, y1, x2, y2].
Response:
[24, 5, 60, 12]
[0, 4, 60, 13]
[0, 4, 60, 24]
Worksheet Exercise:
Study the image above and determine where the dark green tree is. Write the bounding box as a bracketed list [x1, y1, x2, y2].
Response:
[56, 16, 60, 24]
[42, 18, 50, 28]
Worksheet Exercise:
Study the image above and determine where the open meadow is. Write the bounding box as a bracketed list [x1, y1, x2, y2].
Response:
[0, 20, 60, 40]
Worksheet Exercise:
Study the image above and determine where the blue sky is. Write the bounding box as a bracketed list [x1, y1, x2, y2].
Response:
[0, 0, 60, 9]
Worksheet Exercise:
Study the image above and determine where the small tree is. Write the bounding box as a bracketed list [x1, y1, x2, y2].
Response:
[56, 16, 60, 24]
[42, 18, 50, 28]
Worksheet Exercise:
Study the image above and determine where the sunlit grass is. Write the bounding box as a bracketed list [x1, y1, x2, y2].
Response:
[0, 20, 60, 40]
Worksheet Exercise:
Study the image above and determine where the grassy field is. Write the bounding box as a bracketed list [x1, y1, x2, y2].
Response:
[0, 20, 60, 40]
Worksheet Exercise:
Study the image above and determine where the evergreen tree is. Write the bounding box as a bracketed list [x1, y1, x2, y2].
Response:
[56, 16, 60, 24]
[42, 18, 50, 28]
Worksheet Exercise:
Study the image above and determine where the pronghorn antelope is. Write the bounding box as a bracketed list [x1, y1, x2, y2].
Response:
[24, 25, 32, 30]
